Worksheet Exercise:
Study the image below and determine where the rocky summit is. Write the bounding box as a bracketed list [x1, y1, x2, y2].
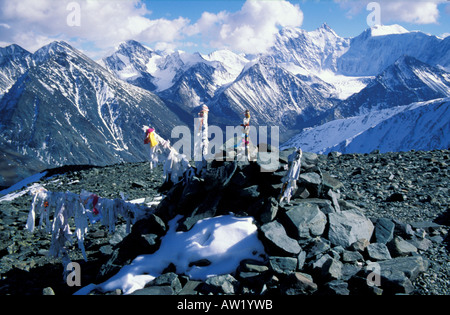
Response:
[0, 149, 449, 295]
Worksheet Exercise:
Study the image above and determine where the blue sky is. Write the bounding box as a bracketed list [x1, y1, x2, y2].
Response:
[1, 0, 449, 59]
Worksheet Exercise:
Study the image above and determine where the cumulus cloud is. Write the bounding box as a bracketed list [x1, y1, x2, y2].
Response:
[0, 0, 303, 57]
[335, 0, 445, 25]
[188, 0, 304, 54]
[0, 0, 189, 55]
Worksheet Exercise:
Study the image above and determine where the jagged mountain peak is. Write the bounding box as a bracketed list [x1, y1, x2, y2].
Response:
[0, 44, 31, 58]
[32, 40, 85, 64]
[115, 39, 155, 56]
[315, 22, 339, 37]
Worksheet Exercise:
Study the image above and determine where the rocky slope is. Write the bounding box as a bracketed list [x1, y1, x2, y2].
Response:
[0, 149, 448, 295]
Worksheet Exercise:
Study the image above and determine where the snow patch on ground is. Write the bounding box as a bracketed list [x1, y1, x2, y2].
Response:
[0, 172, 47, 200]
[75, 214, 265, 295]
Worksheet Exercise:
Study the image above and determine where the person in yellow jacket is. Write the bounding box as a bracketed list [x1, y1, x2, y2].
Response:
[144, 126, 159, 170]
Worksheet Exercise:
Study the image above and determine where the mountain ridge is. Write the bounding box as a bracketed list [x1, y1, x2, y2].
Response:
[1, 24, 449, 187]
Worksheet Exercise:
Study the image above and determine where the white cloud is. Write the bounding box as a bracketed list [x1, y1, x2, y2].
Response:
[187, 0, 304, 54]
[335, 0, 446, 25]
[0, 0, 303, 56]
[0, 0, 188, 54]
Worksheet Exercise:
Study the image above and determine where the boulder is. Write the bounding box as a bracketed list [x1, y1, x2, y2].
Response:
[374, 218, 395, 244]
[149, 272, 182, 294]
[322, 173, 344, 191]
[319, 257, 343, 281]
[388, 236, 418, 257]
[282, 203, 327, 239]
[298, 173, 322, 198]
[322, 280, 350, 295]
[363, 256, 429, 294]
[366, 243, 392, 261]
[258, 197, 279, 224]
[328, 210, 374, 248]
[259, 221, 301, 256]
[130, 286, 174, 295]
[342, 250, 364, 263]
[268, 256, 298, 274]
[178, 280, 203, 295]
[281, 272, 318, 295]
[202, 274, 238, 295]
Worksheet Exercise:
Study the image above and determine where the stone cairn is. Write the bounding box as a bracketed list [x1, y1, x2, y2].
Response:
[99, 147, 432, 295]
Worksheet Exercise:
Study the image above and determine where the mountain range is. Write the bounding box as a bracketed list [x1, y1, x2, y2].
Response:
[1, 23, 449, 187]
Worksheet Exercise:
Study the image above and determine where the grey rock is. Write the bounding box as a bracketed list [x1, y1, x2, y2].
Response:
[374, 218, 395, 244]
[319, 257, 343, 281]
[311, 254, 332, 270]
[295, 198, 335, 215]
[298, 172, 322, 197]
[323, 280, 350, 295]
[297, 250, 306, 270]
[132, 214, 167, 236]
[365, 256, 429, 294]
[99, 245, 114, 255]
[281, 272, 318, 295]
[269, 256, 298, 274]
[238, 259, 269, 273]
[150, 272, 182, 294]
[327, 189, 341, 212]
[42, 287, 55, 295]
[260, 221, 301, 255]
[305, 237, 331, 259]
[141, 233, 159, 246]
[409, 221, 442, 233]
[407, 236, 432, 251]
[259, 197, 278, 224]
[203, 274, 238, 295]
[293, 186, 311, 199]
[389, 236, 418, 257]
[188, 259, 211, 267]
[328, 210, 374, 248]
[282, 203, 327, 239]
[393, 220, 415, 238]
[322, 173, 344, 191]
[178, 280, 202, 295]
[130, 286, 174, 295]
[366, 243, 392, 261]
[109, 224, 128, 245]
[342, 250, 364, 263]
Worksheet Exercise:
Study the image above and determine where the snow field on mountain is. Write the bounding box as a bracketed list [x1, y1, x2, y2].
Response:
[75, 214, 265, 295]
[281, 98, 450, 154]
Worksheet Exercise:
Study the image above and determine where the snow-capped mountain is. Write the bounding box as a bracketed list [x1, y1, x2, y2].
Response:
[205, 57, 335, 136]
[281, 98, 450, 154]
[0, 44, 33, 98]
[269, 23, 350, 74]
[2, 24, 450, 187]
[101, 40, 158, 92]
[329, 55, 450, 119]
[0, 41, 184, 186]
[337, 24, 450, 76]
